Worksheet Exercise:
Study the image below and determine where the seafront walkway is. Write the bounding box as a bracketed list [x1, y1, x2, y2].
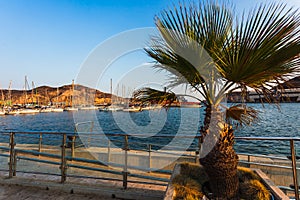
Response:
[0, 171, 165, 200]
[0, 131, 299, 199]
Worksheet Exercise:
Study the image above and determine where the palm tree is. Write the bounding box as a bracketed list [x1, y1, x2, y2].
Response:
[135, 1, 300, 199]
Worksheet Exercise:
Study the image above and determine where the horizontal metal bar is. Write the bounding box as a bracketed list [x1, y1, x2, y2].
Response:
[66, 174, 167, 186]
[105, 161, 171, 174]
[125, 179, 168, 186]
[128, 173, 169, 183]
[278, 186, 300, 192]
[67, 163, 123, 176]
[238, 153, 289, 161]
[0, 146, 10, 151]
[16, 149, 61, 159]
[66, 174, 123, 182]
[239, 161, 300, 170]
[236, 136, 300, 141]
[13, 170, 61, 177]
[65, 156, 107, 166]
[17, 156, 61, 165]
[2, 131, 300, 141]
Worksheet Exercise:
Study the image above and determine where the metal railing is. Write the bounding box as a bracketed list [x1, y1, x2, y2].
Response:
[235, 137, 300, 200]
[0, 131, 299, 199]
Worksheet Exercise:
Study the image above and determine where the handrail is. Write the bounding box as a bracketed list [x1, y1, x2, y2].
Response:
[236, 136, 300, 141]
[0, 131, 299, 199]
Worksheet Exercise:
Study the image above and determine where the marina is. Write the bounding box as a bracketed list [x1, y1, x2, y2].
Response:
[1, 0, 300, 199]
[0, 103, 299, 156]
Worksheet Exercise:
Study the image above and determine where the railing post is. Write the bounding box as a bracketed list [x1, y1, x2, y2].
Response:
[71, 135, 75, 159]
[107, 140, 111, 163]
[87, 121, 94, 148]
[148, 144, 152, 172]
[247, 155, 251, 168]
[38, 133, 42, 153]
[13, 151, 17, 176]
[8, 132, 15, 178]
[122, 135, 129, 189]
[194, 135, 203, 164]
[195, 150, 199, 164]
[60, 134, 67, 183]
[290, 139, 299, 200]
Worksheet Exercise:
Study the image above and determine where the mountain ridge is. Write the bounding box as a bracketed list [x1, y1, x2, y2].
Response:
[0, 84, 113, 106]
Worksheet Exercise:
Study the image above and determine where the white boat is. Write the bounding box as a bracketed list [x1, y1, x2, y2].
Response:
[18, 108, 40, 114]
[99, 105, 123, 112]
[80, 106, 98, 110]
[0, 110, 6, 115]
[64, 107, 78, 111]
[141, 105, 162, 111]
[51, 107, 64, 112]
[122, 107, 141, 112]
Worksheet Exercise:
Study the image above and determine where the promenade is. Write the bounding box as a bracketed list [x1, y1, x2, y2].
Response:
[0, 171, 165, 200]
[0, 183, 110, 200]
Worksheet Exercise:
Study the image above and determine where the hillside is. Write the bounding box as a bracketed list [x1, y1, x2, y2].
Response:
[0, 84, 114, 106]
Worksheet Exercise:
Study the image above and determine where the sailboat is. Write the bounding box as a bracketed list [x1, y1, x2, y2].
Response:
[64, 80, 78, 111]
[0, 84, 5, 115]
[4, 81, 17, 115]
[18, 76, 40, 114]
[51, 87, 64, 112]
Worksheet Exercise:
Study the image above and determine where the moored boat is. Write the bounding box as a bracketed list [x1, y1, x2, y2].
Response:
[18, 108, 40, 114]
[40, 106, 52, 113]
[122, 106, 141, 112]
[51, 107, 64, 112]
[80, 106, 98, 110]
[6, 109, 20, 115]
[64, 107, 78, 111]
[0, 110, 6, 115]
[99, 105, 123, 112]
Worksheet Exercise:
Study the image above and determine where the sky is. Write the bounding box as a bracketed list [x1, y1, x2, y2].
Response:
[0, 0, 299, 94]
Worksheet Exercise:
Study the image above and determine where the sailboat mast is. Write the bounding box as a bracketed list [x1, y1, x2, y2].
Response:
[8, 81, 12, 106]
[24, 76, 28, 106]
[110, 78, 112, 104]
[56, 87, 59, 107]
[31, 81, 34, 105]
[71, 79, 74, 107]
[0, 84, 4, 104]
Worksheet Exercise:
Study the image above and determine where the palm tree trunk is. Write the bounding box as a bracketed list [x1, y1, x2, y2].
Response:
[200, 107, 239, 199]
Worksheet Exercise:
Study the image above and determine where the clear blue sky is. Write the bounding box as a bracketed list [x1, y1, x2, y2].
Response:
[0, 0, 299, 92]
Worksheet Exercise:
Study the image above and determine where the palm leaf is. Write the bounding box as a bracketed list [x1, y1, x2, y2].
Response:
[225, 105, 259, 126]
[145, 1, 233, 105]
[217, 3, 300, 91]
[132, 87, 178, 107]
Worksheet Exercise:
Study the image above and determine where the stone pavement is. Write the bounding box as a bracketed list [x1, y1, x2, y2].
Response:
[0, 172, 165, 200]
[0, 183, 111, 200]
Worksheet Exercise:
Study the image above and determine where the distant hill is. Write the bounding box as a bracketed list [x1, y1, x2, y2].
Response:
[0, 84, 114, 106]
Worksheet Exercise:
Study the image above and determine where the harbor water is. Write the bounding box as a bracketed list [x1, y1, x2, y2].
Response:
[0, 103, 299, 157]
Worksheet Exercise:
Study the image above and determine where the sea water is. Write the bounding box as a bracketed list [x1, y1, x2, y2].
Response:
[0, 103, 299, 156]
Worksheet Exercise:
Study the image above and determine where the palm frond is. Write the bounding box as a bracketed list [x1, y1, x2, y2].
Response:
[225, 105, 259, 126]
[217, 3, 300, 90]
[145, 1, 233, 105]
[132, 87, 178, 107]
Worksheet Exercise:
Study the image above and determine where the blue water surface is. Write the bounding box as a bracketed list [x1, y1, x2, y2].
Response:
[0, 103, 299, 156]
